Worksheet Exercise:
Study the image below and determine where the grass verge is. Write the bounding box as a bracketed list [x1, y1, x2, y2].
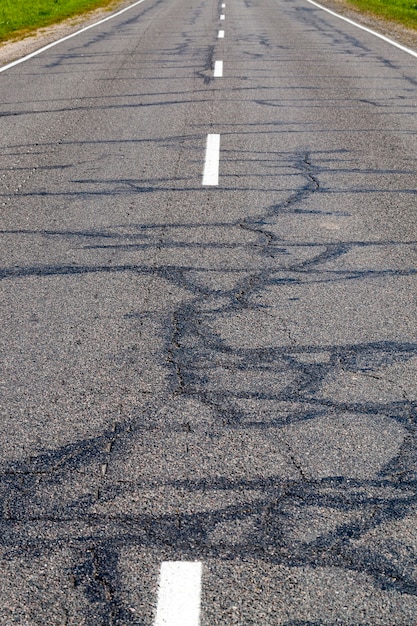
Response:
[345, 0, 417, 30]
[0, 0, 121, 42]
[1, 0, 417, 45]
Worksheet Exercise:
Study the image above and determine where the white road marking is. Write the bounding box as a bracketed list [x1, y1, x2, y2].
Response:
[0, 0, 150, 74]
[221, 3, 226, 6]
[154, 561, 202, 626]
[202, 134, 220, 186]
[214, 60, 223, 77]
[218, 30, 225, 38]
[305, 0, 417, 58]
[2, 0, 414, 75]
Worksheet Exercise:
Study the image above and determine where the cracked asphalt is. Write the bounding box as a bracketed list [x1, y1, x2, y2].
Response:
[0, 0, 417, 623]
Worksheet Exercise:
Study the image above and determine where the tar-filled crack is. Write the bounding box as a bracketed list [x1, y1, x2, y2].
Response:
[71, 545, 136, 625]
[0, 99, 89, 212]
[239, 221, 275, 247]
[139, 149, 417, 594]
[90, 548, 114, 604]
[282, 440, 310, 481]
[303, 154, 320, 189]
[196, 44, 216, 84]
[1, 146, 417, 607]
[167, 311, 186, 395]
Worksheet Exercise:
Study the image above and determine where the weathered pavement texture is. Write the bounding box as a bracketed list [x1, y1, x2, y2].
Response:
[0, 0, 417, 623]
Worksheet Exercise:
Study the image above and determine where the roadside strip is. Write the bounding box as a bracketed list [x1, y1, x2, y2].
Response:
[2, 0, 417, 75]
[0, 0, 150, 74]
[305, 0, 417, 58]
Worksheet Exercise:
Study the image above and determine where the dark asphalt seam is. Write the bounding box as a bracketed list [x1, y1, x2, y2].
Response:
[1, 0, 417, 614]
[167, 311, 187, 396]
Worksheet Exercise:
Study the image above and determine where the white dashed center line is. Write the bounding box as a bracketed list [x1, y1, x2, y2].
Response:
[154, 561, 202, 626]
[221, 2, 226, 6]
[214, 60, 223, 77]
[220, 13, 225, 19]
[202, 134, 220, 186]
[218, 29, 225, 38]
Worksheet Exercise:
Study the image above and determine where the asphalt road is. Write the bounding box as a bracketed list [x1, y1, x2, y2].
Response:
[1, 0, 417, 623]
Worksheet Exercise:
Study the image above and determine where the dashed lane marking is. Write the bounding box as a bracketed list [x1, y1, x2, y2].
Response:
[154, 561, 202, 626]
[202, 134, 220, 186]
[214, 60, 223, 77]
[218, 29, 225, 38]
[220, 14, 225, 19]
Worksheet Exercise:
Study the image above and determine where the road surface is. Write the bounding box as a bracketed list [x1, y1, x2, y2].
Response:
[0, 0, 417, 623]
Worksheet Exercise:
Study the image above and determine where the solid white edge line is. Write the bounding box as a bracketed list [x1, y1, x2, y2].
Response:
[304, 0, 417, 58]
[218, 29, 225, 38]
[214, 60, 223, 77]
[202, 134, 220, 186]
[154, 561, 202, 626]
[0, 0, 150, 74]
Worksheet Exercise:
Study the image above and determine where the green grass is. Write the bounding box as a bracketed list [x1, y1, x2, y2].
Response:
[345, 0, 417, 29]
[0, 0, 119, 42]
[1, 0, 417, 45]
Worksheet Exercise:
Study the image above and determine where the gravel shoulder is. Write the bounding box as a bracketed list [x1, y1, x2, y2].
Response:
[1, 0, 417, 68]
